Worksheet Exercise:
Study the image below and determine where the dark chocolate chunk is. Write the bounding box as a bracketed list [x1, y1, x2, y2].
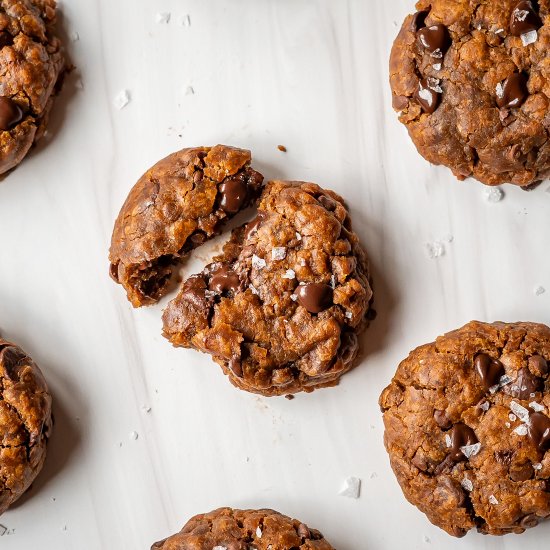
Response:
[228, 358, 243, 378]
[529, 355, 548, 377]
[503, 367, 542, 400]
[510, 1, 542, 37]
[0, 97, 23, 131]
[528, 412, 550, 452]
[219, 176, 248, 213]
[414, 78, 441, 114]
[496, 73, 528, 109]
[244, 213, 265, 241]
[449, 423, 478, 461]
[417, 24, 451, 56]
[474, 353, 505, 391]
[296, 283, 333, 314]
[209, 265, 240, 294]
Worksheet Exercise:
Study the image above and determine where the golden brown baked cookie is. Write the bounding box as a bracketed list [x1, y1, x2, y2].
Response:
[109, 145, 264, 307]
[0, 0, 65, 175]
[0, 337, 52, 515]
[162, 181, 374, 396]
[390, 0, 550, 186]
[380, 321, 550, 537]
[151, 507, 335, 550]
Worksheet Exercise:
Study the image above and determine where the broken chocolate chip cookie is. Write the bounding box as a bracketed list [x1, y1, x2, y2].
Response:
[162, 181, 374, 396]
[380, 321, 550, 537]
[151, 507, 335, 550]
[109, 145, 264, 307]
[0, 337, 52, 515]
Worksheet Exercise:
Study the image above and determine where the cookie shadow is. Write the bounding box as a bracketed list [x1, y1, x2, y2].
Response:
[8, 368, 81, 510]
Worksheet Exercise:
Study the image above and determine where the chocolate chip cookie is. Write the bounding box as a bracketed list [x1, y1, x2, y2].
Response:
[151, 507, 335, 550]
[0, 337, 52, 515]
[0, 0, 66, 175]
[390, 0, 550, 186]
[380, 321, 550, 537]
[109, 145, 264, 307]
[162, 181, 374, 396]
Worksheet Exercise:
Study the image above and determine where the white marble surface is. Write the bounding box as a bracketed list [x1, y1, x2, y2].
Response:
[0, 0, 549, 548]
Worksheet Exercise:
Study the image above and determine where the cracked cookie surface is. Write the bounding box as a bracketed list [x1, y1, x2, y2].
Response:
[390, 0, 550, 186]
[380, 321, 550, 537]
[151, 507, 335, 550]
[0, 0, 65, 175]
[109, 145, 264, 307]
[0, 337, 52, 515]
[162, 181, 374, 397]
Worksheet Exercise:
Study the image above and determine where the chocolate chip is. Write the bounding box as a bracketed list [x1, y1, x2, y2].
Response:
[528, 412, 550, 452]
[208, 265, 240, 294]
[496, 73, 528, 109]
[503, 367, 542, 400]
[180, 275, 208, 308]
[318, 195, 338, 211]
[0, 97, 23, 131]
[219, 176, 248, 213]
[228, 358, 243, 378]
[520, 513, 540, 529]
[474, 353, 505, 391]
[417, 24, 451, 55]
[297, 523, 311, 539]
[296, 283, 333, 314]
[0, 346, 25, 381]
[449, 423, 478, 461]
[414, 77, 441, 114]
[244, 213, 265, 241]
[529, 355, 548, 377]
[510, 462, 534, 481]
[510, 1, 542, 37]
[434, 409, 452, 429]
[109, 262, 120, 282]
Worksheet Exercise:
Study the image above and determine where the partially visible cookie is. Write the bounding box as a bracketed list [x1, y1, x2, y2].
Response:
[390, 0, 550, 186]
[162, 181, 374, 396]
[151, 507, 335, 550]
[109, 145, 264, 307]
[0, 337, 52, 515]
[0, 0, 66, 175]
[380, 321, 550, 537]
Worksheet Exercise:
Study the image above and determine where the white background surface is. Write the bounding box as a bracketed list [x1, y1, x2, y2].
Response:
[0, 0, 549, 548]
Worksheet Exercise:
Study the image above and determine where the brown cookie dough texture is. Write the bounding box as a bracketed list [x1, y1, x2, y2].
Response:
[0, 0, 65, 175]
[390, 0, 550, 186]
[0, 337, 52, 515]
[109, 145, 264, 307]
[162, 181, 374, 396]
[380, 321, 550, 537]
[151, 507, 335, 550]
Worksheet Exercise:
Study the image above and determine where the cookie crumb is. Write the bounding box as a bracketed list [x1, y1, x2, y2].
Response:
[534, 462, 543, 470]
[114, 90, 130, 110]
[535, 286, 546, 296]
[180, 14, 191, 26]
[142, 405, 152, 414]
[70, 31, 79, 42]
[338, 476, 361, 499]
[277, 145, 287, 152]
[156, 12, 171, 24]
[285, 394, 294, 400]
[485, 187, 504, 202]
[0, 525, 6, 536]
[425, 241, 445, 259]
[423, 535, 431, 543]
[185, 86, 195, 96]
[129, 431, 139, 441]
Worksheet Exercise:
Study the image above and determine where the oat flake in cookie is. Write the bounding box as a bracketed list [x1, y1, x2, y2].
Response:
[0, 0, 65, 175]
[162, 181, 374, 397]
[380, 321, 550, 537]
[0, 337, 52, 515]
[109, 145, 264, 307]
[390, 0, 550, 186]
[151, 507, 335, 550]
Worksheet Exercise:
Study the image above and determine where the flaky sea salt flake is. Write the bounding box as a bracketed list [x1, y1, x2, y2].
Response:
[156, 12, 171, 24]
[282, 269, 295, 280]
[509, 413, 517, 421]
[425, 241, 445, 259]
[486, 187, 504, 203]
[460, 442, 481, 458]
[480, 401, 490, 411]
[510, 401, 530, 423]
[489, 495, 499, 505]
[338, 477, 361, 499]
[521, 30, 538, 46]
[114, 90, 130, 110]
[271, 247, 287, 261]
[256, 526, 262, 538]
[252, 255, 266, 269]
[295, 232, 302, 241]
[499, 374, 513, 387]
[461, 478, 473, 491]
[514, 424, 528, 436]
[530, 401, 545, 412]
[445, 434, 452, 448]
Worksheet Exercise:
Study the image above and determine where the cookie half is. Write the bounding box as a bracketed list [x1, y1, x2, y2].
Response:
[151, 507, 335, 550]
[162, 181, 374, 396]
[380, 321, 550, 536]
[109, 145, 264, 307]
[0, 0, 65, 175]
[0, 337, 52, 515]
[390, 0, 550, 186]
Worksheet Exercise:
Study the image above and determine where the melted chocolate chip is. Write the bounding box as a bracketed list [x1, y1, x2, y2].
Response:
[180, 275, 208, 308]
[0, 97, 23, 131]
[417, 24, 451, 55]
[503, 367, 542, 400]
[510, 461, 534, 481]
[520, 514, 540, 529]
[228, 358, 243, 378]
[510, 1, 542, 37]
[109, 262, 120, 282]
[244, 213, 265, 241]
[449, 423, 478, 461]
[208, 265, 240, 294]
[497, 73, 528, 109]
[474, 353, 505, 391]
[529, 355, 548, 377]
[414, 78, 441, 113]
[296, 283, 333, 314]
[219, 176, 248, 213]
[434, 409, 452, 429]
[528, 412, 550, 452]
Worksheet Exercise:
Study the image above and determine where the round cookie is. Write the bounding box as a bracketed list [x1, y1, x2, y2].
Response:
[0, 0, 66, 175]
[109, 145, 264, 307]
[390, 0, 550, 186]
[380, 321, 550, 537]
[151, 507, 335, 550]
[162, 180, 374, 396]
[0, 337, 52, 515]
